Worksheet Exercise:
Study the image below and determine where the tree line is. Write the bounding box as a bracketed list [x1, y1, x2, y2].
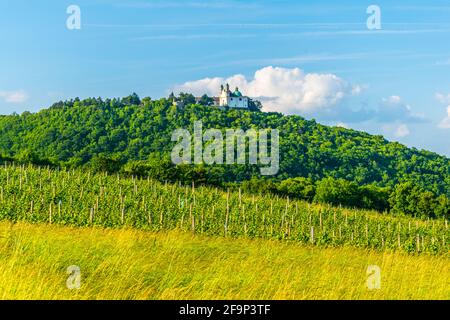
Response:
[106, 158, 449, 219]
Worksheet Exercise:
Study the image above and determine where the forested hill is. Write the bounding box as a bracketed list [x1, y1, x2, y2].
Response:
[0, 95, 449, 200]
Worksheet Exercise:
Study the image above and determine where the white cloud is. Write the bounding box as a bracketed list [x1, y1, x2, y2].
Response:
[335, 122, 349, 129]
[436, 93, 450, 104]
[173, 66, 360, 115]
[172, 68, 427, 128]
[376, 95, 426, 123]
[380, 122, 411, 139]
[0, 90, 28, 103]
[385, 95, 401, 104]
[435, 93, 450, 129]
[438, 105, 450, 129]
[394, 124, 411, 138]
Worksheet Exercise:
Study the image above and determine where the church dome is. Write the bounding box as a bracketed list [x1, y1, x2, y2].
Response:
[233, 87, 242, 97]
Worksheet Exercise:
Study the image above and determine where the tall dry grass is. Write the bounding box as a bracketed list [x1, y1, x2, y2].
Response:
[0, 221, 448, 300]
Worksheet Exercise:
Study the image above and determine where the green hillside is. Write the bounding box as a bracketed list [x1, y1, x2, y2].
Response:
[0, 95, 449, 216]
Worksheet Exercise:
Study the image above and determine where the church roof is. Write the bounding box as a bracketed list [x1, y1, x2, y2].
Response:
[231, 87, 243, 97]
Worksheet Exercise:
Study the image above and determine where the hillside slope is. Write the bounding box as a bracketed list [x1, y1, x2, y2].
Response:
[0, 96, 449, 197]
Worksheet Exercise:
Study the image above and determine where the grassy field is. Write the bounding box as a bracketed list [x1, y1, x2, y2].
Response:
[0, 221, 448, 300]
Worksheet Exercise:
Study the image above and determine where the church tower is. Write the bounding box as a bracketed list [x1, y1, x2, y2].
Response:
[219, 83, 249, 109]
[219, 83, 231, 106]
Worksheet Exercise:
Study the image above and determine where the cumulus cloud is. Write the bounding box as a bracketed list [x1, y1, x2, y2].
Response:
[394, 124, 410, 138]
[172, 67, 427, 127]
[435, 93, 450, 129]
[334, 122, 350, 129]
[173, 66, 361, 116]
[376, 95, 426, 123]
[438, 105, 450, 129]
[380, 122, 411, 139]
[436, 93, 450, 104]
[0, 90, 28, 103]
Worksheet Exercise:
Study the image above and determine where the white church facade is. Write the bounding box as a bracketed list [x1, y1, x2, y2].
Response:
[218, 84, 249, 109]
[173, 84, 250, 109]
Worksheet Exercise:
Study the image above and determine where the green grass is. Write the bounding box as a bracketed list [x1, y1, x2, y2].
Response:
[0, 221, 448, 300]
[0, 163, 448, 254]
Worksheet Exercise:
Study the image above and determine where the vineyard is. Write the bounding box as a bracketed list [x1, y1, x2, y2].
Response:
[0, 163, 448, 255]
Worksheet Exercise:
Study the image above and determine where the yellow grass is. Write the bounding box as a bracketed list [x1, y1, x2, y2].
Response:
[0, 221, 448, 300]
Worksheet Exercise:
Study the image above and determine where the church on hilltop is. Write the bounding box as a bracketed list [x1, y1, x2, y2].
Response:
[172, 84, 252, 109]
[218, 84, 249, 109]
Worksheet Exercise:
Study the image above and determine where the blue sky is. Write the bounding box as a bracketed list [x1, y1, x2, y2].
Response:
[1, 0, 450, 156]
